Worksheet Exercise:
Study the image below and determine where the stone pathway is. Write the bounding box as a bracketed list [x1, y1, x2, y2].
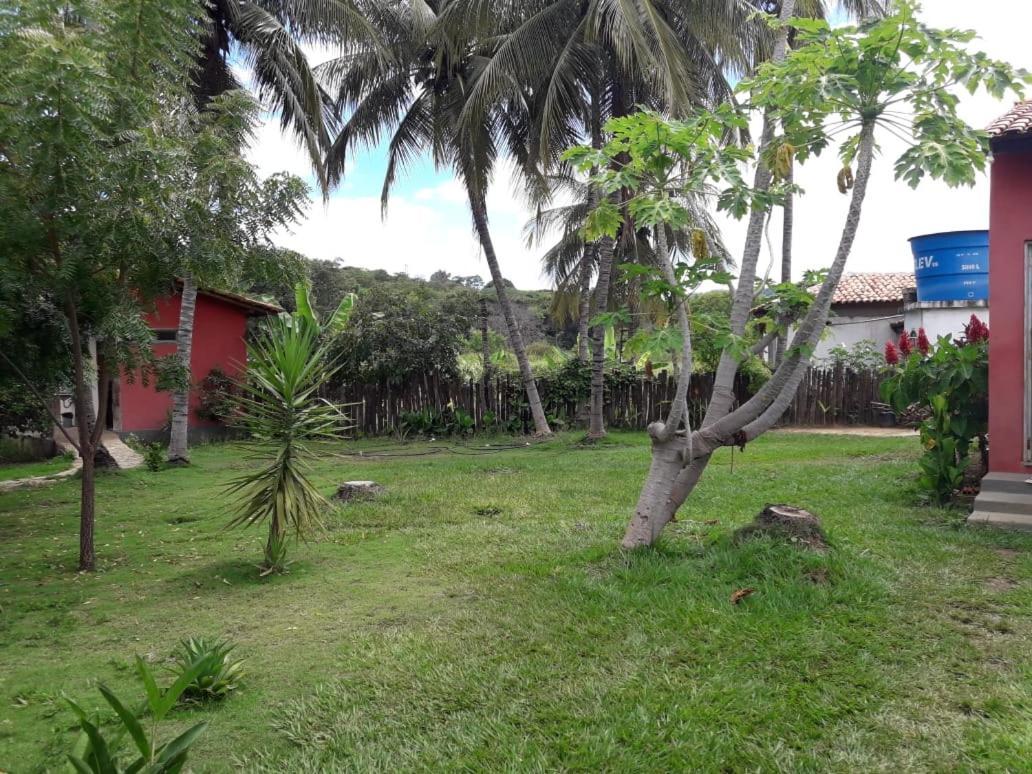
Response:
[99, 431, 144, 470]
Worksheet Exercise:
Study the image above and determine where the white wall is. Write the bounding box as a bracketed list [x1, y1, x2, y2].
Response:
[904, 302, 990, 343]
[812, 308, 903, 360]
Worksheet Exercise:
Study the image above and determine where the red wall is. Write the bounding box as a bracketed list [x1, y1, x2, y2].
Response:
[119, 292, 250, 433]
[988, 146, 1032, 473]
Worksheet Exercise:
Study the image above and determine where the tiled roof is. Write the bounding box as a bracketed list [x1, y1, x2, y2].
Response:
[174, 279, 283, 315]
[988, 101, 1032, 138]
[824, 272, 915, 304]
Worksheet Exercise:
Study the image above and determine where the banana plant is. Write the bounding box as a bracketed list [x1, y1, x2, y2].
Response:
[293, 282, 355, 338]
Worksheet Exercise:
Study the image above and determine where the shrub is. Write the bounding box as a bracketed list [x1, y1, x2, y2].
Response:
[195, 368, 238, 423]
[143, 443, 165, 472]
[881, 318, 988, 504]
[168, 637, 245, 702]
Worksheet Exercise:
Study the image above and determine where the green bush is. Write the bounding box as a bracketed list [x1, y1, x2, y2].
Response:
[168, 637, 245, 702]
[143, 443, 164, 472]
[881, 318, 988, 504]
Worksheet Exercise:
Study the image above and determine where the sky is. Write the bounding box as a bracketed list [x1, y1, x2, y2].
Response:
[245, 0, 1032, 290]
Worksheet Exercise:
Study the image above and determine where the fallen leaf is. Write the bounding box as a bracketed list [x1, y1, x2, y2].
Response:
[704, 519, 720, 526]
[730, 587, 756, 605]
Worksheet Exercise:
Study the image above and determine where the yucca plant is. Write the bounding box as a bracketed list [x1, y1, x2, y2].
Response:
[227, 316, 350, 574]
[168, 637, 245, 702]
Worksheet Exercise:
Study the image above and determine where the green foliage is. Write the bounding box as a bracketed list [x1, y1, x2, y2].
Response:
[745, 1, 1028, 186]
[228, 317, 351, 574]
[64, 656, 212, 773]
[293, 283, 356, 339]
[195, 369, 238, 424]
[398, 407, 476, 438]
[824, 339, 885, 371]
[881, 326, 988, 504]
[332, 287, 475, 386]
[168, 637, 245, 703]
[143, 444, 165, 473]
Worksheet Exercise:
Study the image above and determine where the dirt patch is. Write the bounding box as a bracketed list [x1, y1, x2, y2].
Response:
[994, 548, 1022, 560]
[984, 576, 1018, 592]
[805, 567, 831, 584]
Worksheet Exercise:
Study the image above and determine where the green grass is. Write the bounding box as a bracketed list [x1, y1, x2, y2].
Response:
[1, 431, 1030, 772]
[0, 456, 70, 482]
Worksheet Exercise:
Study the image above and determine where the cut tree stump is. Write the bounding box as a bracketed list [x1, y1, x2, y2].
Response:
[334, 481, 384, 502]
[733, 504, 828, 552]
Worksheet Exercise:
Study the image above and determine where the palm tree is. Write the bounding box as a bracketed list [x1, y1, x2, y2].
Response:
[319, 1, 554, 435]
[467, 0, 761, 438]
[168, 0, 374, 463]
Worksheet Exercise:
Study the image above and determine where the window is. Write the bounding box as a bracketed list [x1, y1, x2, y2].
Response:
[153, 329, 178, 342]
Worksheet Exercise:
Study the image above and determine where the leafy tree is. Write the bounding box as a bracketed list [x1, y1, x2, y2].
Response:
[331, 287, 475, 385]
[0, 1, 306, 570]
[567, 1, 1026, 548]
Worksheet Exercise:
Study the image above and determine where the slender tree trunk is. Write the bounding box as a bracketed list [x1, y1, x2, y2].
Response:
[469, 195, 551, 436]
[576, 245, 594, 363]
[587, 234, 616, 439]
[704, 0, 797, 424]
[64, 294, 97, 572]
[622, 226, 694, 548]
[775, 164, 794, 366]
[168, 275, 197, 463]
[479, 297, 491, 414]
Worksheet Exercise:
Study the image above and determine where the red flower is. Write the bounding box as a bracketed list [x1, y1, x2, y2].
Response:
[964, 314, 989, 344]
[916, 327, 931, 356]
[884, 341, 900, 365]
[898, 331, 912, 357]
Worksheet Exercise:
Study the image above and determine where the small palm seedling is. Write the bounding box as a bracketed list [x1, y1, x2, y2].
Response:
[64, 654, 214, 773]
[168, 637, 245, 702]
[227, 315, 351, 574]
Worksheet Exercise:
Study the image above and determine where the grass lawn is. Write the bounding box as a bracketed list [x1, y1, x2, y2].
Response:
[0, 456, 70, 483]
[1, 431, 1030, 772]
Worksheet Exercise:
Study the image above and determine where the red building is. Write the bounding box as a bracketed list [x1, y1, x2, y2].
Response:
[103, 285, 280, 442]
[971, 102, 1032, 529]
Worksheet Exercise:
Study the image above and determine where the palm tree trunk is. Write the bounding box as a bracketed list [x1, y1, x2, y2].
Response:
[576, 245, 594, 363]
[587, 234, 616, 439]
[468, 195, 551, 436]
[479, 297, 491, 414]
[168, 276, 197, 463]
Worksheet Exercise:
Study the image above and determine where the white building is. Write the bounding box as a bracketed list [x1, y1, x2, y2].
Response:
[811, 272, 989, 361]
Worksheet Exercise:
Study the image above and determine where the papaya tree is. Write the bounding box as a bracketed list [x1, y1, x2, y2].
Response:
[566, 0, 1027, 548]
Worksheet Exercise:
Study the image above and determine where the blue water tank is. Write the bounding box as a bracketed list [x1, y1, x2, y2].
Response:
[908, 230, 989, 302]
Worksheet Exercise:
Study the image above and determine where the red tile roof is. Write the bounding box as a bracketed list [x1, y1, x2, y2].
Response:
[174, 279, 283, 315]
[988, 101, 1032, 138]
[823, 272, 915, 304]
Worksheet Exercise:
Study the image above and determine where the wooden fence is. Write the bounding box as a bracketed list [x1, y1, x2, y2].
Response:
[330, 367, 886, 436]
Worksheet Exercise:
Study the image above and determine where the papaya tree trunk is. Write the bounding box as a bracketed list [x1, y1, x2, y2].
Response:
[775, 164, 793, 366]
[630, 122, 878, 547]
[168, 276, 197, 463]
[468, 194, 551, 436]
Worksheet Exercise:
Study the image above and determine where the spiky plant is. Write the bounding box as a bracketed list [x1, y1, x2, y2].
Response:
[227, 316, 350, 574]
[169, 637, 245, 702]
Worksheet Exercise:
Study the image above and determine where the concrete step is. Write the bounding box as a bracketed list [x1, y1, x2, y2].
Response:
[968, 510, 1032, 531]
[978, 472, 1032, 495]
[971, 491, 1032, 516]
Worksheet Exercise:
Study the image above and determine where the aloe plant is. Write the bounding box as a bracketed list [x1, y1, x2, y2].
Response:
[227, 316, 350, 574]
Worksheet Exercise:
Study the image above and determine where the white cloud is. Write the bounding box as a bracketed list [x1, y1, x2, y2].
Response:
[249, 0, 1031, 289]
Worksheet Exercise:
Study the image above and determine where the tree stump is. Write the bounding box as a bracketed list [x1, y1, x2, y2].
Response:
[334, 481, 384, 502]
[733, 504, 828, 552]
